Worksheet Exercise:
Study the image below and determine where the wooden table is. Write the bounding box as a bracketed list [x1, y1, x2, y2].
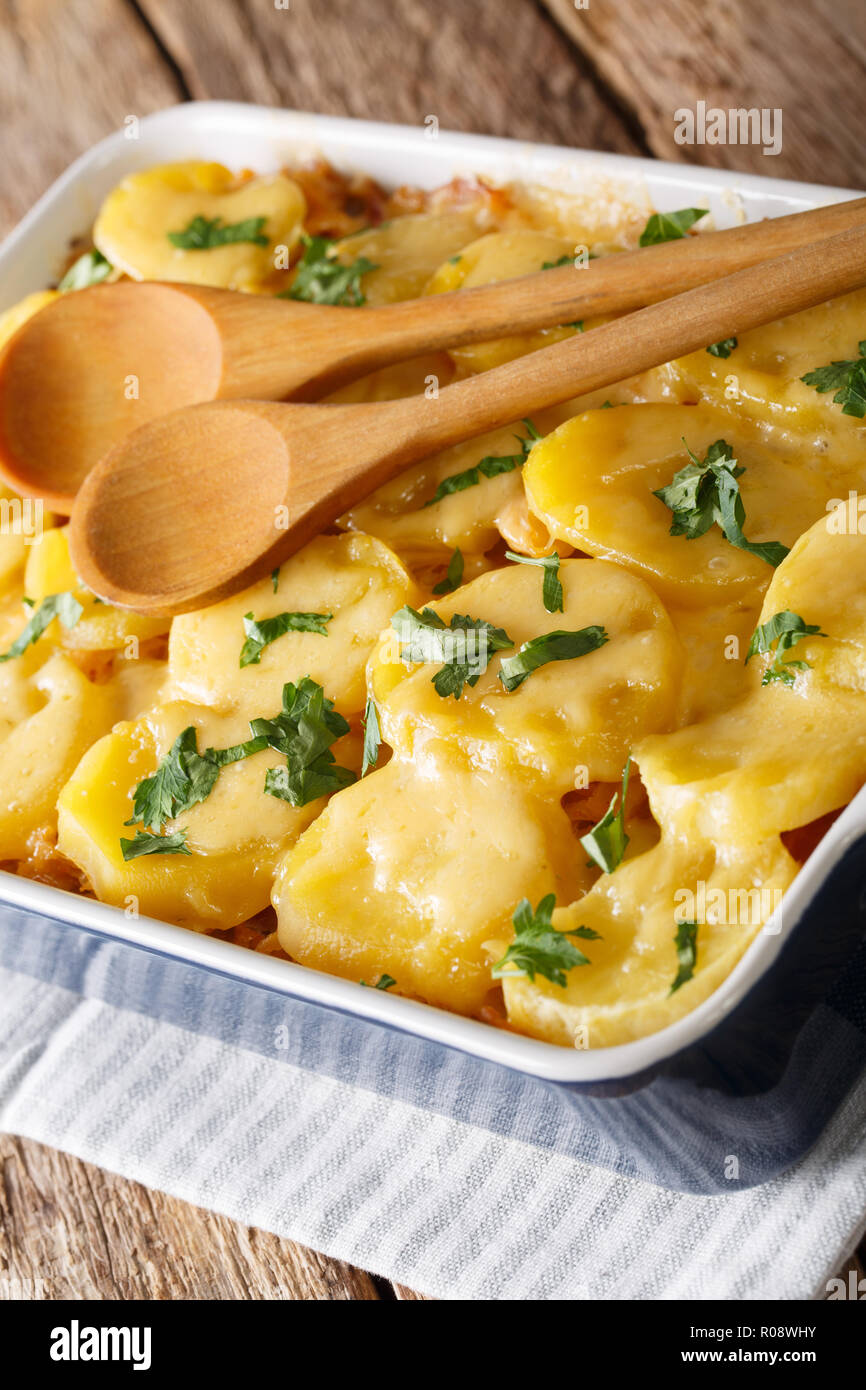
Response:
[1, 0, 865, 1300]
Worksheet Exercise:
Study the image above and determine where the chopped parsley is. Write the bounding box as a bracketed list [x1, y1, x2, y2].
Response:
[391, 605, 514, 700]
[639, 207, 708, 246]
[0, 592, 83, 663]
[251, 677, 356, 807]
[360, 974, 396, 990]
[283, 233, 378, 306]
[432, 547, 464, 595]
[422, 419, 542, 508]
[122, 678, 354, 858]
[670, 920, 698, 993]
[491, 894, 601, 987]
[653, 437, 788, 567]
[707, 336, 737, 358]
[271, 567, 280, 593]
[240, 609, 332, 667]
[120, 829, 191, 861]
[504, 549, 563, 613]
[801, 341, 866, 418]
[167, 215, 268, 249]
[498, 625, 608, 692]
[126, 725, 268, 833]
[745, 610, 827, 685]
[58, 249, 113, 292]
[541, 253, 573, 269]
[361, 695, 381, 777]
[580, 757, 631, 873]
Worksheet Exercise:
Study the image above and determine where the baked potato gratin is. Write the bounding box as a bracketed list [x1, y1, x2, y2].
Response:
[1, 158, 865, 1049]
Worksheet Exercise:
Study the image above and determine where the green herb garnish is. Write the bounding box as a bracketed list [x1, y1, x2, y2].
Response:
[432, 547, 464, 595]
[271, 567, 280, 593]
[639, 208, 708, 246]
[670, 921, 698, 993]
[580, 757, 632, 873]
[498, 625, 608, 692]
[391, 605, 514, 700]
[240, 610, 332, 667]
[283, 233, 378, 306]
[251, 677, 356, 807]
[707, 336, 737, 358]
[745, 610, 827, 685]
[167, 215, 268, 249]
[58, 249, 113, 292]
[504, 549, 563, 613]
[126, 725, 268, 834]
[360, 974, 396, 990]
[801, 341, 866, 418]
[653, 437, 788, 567]
[361, 695, 381, 777]
[0, 592, 83, 663]
[120, 829, 191, 861]
[423, 420, 542, 508]
[541, 254, 573, 269]
[492, 895, 601, 987]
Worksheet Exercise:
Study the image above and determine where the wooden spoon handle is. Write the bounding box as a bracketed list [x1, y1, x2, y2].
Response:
[345, 195, 866, 367]
[319, 219, 866, 483]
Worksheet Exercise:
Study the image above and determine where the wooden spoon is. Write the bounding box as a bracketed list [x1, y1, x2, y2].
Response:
[69, 221, 866, 618]
[4, 196, 866, 511]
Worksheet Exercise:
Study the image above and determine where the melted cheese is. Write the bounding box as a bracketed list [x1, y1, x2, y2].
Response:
[273, 737, 595, 1013]
[168, 532, 416, 718]
[523, 402, 862, 608]
[370, 558, 682, 788]
[93, 161, 306, 290]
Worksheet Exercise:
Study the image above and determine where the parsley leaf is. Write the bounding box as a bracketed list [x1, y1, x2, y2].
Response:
[653, 437, 788, 567]
[167, 215, 268, 249]
[423, 419, 542, 508]
[670, 920, 698, 993]
[498, 625, 608, 692]
[491, 894, 601, 987]
[360, 974, 396, 990]
[580, 757, 631, 873]
[120, 829, 191, 861]
[541, 253, 573, 269]
[391, 605, 514, 700]
[707, 336, 737, 358]
[283, 233, 378, 306]
[239, 610, 332, 667]
[0, 592, 83, 663]
[801, 341, 866, 418]
[58, 249, 113, 292]
[271, 567, 280, 593]
[361, 695, 381, 777]
[432, 547, 464, 595]
[125, 725, 268, 834]
[504, 549, 563, 613]
[639, 207, 708, 246]
[745, 610, 827, 685]
[251, 677, 356, 807]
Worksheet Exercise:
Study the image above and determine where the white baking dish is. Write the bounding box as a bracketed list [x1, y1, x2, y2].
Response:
[1, 100, 864, 1085]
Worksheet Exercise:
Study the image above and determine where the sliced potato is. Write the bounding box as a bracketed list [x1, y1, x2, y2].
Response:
[523, 403, 862, 608]
[273, 739, 593, 1014]
[93, 161, 306, 290]
[370, 557, 682, 788]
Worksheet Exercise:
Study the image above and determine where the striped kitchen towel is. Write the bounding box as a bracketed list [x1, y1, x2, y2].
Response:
[1, 906, 865, 1300]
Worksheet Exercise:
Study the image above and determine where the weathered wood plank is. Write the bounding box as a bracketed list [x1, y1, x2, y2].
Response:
[137, 0, 643, 153]
[542, 0, 866, 187]
[0, 0, 183, 237]
[0, 1134, 382, 1300]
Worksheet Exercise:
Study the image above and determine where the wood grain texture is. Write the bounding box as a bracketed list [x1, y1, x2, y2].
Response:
[137, 0, 643, 153]
[0, 1134, 389, 1300]
[0, 0, 182, 235]
[542, 0, 866, 187]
